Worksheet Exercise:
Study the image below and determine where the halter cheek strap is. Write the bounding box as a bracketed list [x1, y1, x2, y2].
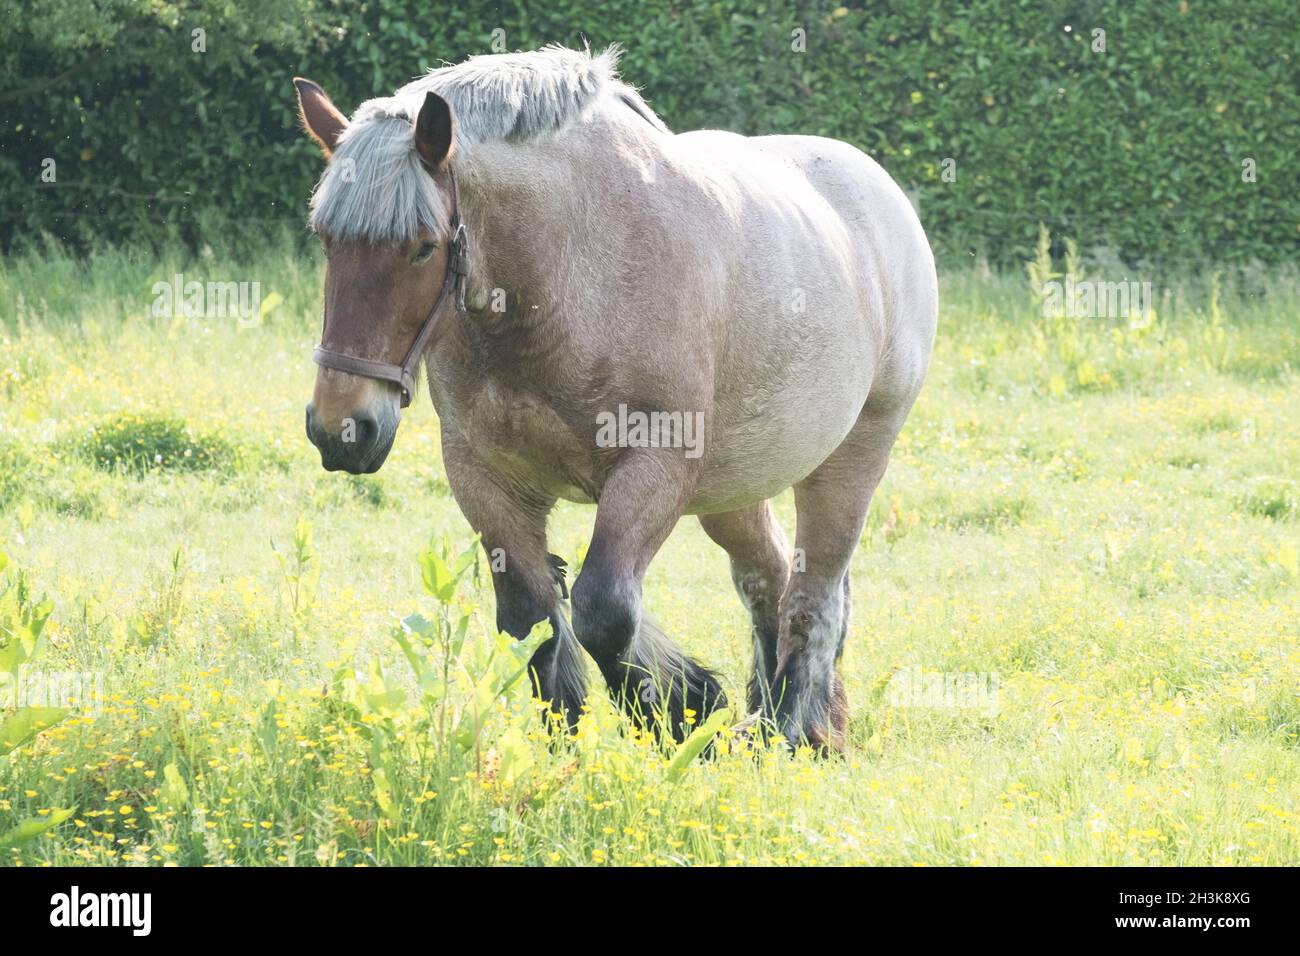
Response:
[311, 166, 469, 408]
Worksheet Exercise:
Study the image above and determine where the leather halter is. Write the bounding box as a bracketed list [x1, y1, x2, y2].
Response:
[311, 166, 469, 408]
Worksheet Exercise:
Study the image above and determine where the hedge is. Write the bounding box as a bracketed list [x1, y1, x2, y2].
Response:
[1, 0, 1296, 267]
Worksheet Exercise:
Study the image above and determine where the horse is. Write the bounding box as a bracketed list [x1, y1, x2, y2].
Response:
[296, 45, 937, 750]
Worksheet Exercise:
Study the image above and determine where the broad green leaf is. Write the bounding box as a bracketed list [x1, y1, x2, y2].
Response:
[454, 665, 501, 752]
[258, 290, 284, 320]
[0, 586, 52, 680]
[496, 724, 534, 786]
[665, 708, 732, 783]
[0, 706, 69, 756]
[0, 807, 75, 847]
[400, 612, 434, 637]
[391, 628, 426, 677]
[450, 612, 471, 657]
[419, 535, 481, 604]
[372, 768, 399, 823]
[0, 639, 18, 677]
[161, 763, 189, 809]
[419, 548, 455, 602]
[452, 537, 480, 580]
[363, 659, 406, 714]
[494, 624, 551, 700]
[257, 700, 280, 755]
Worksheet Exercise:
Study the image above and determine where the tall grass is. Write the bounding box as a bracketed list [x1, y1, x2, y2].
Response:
[0, 237, 1296, 865]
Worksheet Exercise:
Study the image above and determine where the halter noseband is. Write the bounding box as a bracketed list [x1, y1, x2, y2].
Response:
[311, 166, 469, 408]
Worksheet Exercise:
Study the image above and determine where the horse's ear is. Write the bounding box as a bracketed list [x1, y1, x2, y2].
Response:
[414, 91, 455, 170]
[294, 77, 348, 158]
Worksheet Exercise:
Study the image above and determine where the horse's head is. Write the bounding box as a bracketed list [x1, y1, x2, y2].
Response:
[294, 78, 459, 474]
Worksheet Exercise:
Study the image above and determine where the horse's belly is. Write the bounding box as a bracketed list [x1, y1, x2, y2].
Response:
[686, 274, 881, 512]
[687, 357, 873, 514]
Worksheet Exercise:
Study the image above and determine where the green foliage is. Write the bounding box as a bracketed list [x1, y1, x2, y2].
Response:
[0, 247, 1298, 865]
[0, 441, 37, 513]
[395, 534, 548, 755]
[79, 413, 236, 475]
[160, 763, 190, 810]
[0, 551, 73, 848]
[0, 706, 67, 756]
[126, 547, 188, 648]
[0, 1, 1296, 265]
[665, 707, 733, 783]
[272, 514, 321, 626]
[0, 807, 75, 848]
[1238, 480, 1297, 522]
[0, 563, 54, 702]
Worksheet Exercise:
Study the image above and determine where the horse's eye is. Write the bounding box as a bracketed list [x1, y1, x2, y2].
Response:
[411, 241, 437, 265]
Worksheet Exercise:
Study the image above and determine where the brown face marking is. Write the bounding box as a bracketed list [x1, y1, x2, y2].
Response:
[309, 230, 450, 428]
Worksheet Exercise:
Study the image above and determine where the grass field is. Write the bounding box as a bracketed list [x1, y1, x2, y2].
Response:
[1, 234, 1297, 866]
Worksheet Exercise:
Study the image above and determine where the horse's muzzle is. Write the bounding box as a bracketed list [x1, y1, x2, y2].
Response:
[305, 404, 397, 474]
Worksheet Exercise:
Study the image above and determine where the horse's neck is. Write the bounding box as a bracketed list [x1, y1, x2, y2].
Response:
[436, 111, 654, 387]
[437, 142, 580, 378]
[461, 146, 582, 317]
[460, 109, 650, 313]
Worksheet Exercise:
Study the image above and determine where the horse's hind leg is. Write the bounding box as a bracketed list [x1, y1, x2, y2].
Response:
[835, 573, 851, 661]
[571, 449, 726, 741]
[698, 502, 791, 715]
[771, 402, 909, 751]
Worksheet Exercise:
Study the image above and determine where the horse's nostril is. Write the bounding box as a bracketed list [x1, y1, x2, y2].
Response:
[350, 413, 379, 447]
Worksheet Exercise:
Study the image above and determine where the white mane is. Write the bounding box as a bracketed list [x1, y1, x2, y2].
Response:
[308, 45, 662, 243]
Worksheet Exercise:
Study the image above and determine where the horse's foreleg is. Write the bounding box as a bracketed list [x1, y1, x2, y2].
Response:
[571, 449, 725, 741]
[698, 502, 791, 716]
[442, 434, 587, 727]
